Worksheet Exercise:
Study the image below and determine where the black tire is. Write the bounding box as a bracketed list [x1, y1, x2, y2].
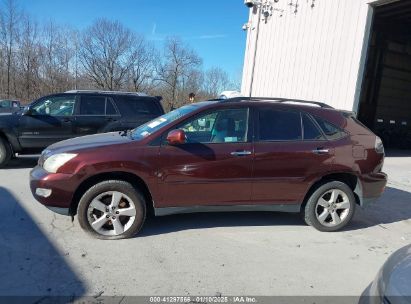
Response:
[77, 180, 146, 240]
[303, 181, 356, 232]
[0, 137, 12, 168]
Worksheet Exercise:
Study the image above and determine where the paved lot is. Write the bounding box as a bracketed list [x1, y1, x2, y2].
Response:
[0, 151, 410, 298]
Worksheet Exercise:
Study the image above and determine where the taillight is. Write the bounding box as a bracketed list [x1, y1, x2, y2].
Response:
[375, 136, 384, 154]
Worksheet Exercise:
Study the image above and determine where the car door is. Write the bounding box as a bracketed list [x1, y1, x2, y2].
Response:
[74, 95, 120, 136]
[156, 106, 253, 207]
[18, 94, 77, 149]
[252, 106, 334, 205]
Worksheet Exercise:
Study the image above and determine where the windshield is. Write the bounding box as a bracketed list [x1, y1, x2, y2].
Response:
[131, 104, 198, 140]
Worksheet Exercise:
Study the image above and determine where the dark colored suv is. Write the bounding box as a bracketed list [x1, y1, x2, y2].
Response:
[30, 97, 387, 239]
[0, 90, 164, 167]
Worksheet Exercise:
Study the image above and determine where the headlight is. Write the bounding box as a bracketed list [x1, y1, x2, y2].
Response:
[43, 153, 77, 173]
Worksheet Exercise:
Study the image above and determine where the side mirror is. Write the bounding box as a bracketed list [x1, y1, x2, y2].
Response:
[22, 106, 32, 116]
[167, 129, 186, 145]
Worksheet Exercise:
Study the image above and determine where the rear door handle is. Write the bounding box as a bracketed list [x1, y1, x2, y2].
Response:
[231, 151, 252, 156]
[312, 148, 329, 154]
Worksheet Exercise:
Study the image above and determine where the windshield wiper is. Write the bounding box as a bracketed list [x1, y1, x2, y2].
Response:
[119, 129, 132, 138]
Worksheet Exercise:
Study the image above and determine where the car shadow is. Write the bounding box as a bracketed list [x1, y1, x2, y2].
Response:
[348, 186, 411, 231]
[2, 156, 39, 169]
[0, 187, 85, 300]
[140, 210, 304, 237]
[140, 186, 411, 236]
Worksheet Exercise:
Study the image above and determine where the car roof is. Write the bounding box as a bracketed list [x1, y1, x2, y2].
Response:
[64, 90, 148, 97]
[216, 97, 334, 109]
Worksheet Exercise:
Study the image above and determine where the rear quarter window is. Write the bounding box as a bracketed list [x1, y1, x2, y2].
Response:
[313, 116, 347, 140]
[115, 96, 162, 117]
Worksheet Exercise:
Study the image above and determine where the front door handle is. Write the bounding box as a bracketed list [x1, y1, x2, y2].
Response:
[312, 148, 329, 154]
[231, 151, 252, 156]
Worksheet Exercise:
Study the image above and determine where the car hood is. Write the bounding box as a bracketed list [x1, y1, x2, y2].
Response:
[382, 244, 411, 302]
[45, 132, 135, 155]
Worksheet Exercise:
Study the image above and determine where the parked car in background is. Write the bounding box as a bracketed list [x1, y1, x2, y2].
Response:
[30, 97, 387, 239]
[360, 244, 411, 304]
[0, 90, 164, 167]
[0, 99, 21, 114]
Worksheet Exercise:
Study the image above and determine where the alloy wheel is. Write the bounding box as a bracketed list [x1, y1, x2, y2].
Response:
[87, 191, 137, 236]
[315, 189, 351, 228]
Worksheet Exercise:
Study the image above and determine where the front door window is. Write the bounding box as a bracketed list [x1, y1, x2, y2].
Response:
[32, 96, 76, 116]
[179, 108, 249, 143]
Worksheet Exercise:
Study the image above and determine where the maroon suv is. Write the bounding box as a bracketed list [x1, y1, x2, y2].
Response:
[30, 97, 387, 239]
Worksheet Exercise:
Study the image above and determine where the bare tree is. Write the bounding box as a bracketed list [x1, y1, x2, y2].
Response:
[17, 14, 39, 100]
[128, 38, 158, 93]
[0, 0, 20, 98]
[203, 67, 230, 98]
[0, 4, 234, 106]
[156, 37, 202, 110]
[79, 18, 139, 90]
[70, 29, 80, 90]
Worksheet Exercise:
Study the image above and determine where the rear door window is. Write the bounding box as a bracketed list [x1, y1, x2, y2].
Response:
[106, 98, 118, 115]
[303, 114, 325, 140]
[80, 96, 106, 115]
[115, 96, 162, 117]
[313, 116, 347, 140]
[79, 96, 119, 116]
[257, 108, 302, 141]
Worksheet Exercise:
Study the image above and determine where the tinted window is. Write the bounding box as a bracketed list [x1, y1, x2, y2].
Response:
[303, 114, 325, 140]
[106, 99, 118, 115]
[80, 96, 106, 115]
[116, 96, 162, 116]
[314, 116, 346, 140]
[32, 96, 75, 116]
[180, 108, 249, 143]
[258, 109, 302, 141]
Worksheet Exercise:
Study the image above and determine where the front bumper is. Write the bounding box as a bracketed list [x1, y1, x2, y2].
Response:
[30, 165, 77, 216]
[357, 172, 388, 208]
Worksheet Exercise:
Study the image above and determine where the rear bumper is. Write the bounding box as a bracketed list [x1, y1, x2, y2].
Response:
[357, 172, 388, 208]
[30, 165, 77, 215]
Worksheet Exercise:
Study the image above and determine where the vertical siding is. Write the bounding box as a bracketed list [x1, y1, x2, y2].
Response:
[241, 0, 374, 111]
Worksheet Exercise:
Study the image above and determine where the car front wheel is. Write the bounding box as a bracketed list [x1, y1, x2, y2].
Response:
[77, 180, 146, 240]
[0, 137, 12, 168]
[303, 181, 356, 232]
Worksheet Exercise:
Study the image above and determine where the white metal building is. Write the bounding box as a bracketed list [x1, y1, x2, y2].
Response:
[241, 0, 411, 145]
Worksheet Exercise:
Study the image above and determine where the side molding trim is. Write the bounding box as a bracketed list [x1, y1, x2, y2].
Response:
[154, 204, 301, 217]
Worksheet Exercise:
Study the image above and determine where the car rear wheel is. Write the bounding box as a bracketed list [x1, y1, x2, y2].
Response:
[0, 137, 12, 168]
[303, 181, 356, 232]
[77, 180, 146, 240]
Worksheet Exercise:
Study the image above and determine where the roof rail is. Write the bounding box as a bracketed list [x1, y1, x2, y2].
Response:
[65, 90, 148, 96]
[219, 96, 334, 109]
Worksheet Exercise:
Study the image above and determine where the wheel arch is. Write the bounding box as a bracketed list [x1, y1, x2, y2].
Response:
[301, 172, 361, 211]
[70, 171, 154, 216]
